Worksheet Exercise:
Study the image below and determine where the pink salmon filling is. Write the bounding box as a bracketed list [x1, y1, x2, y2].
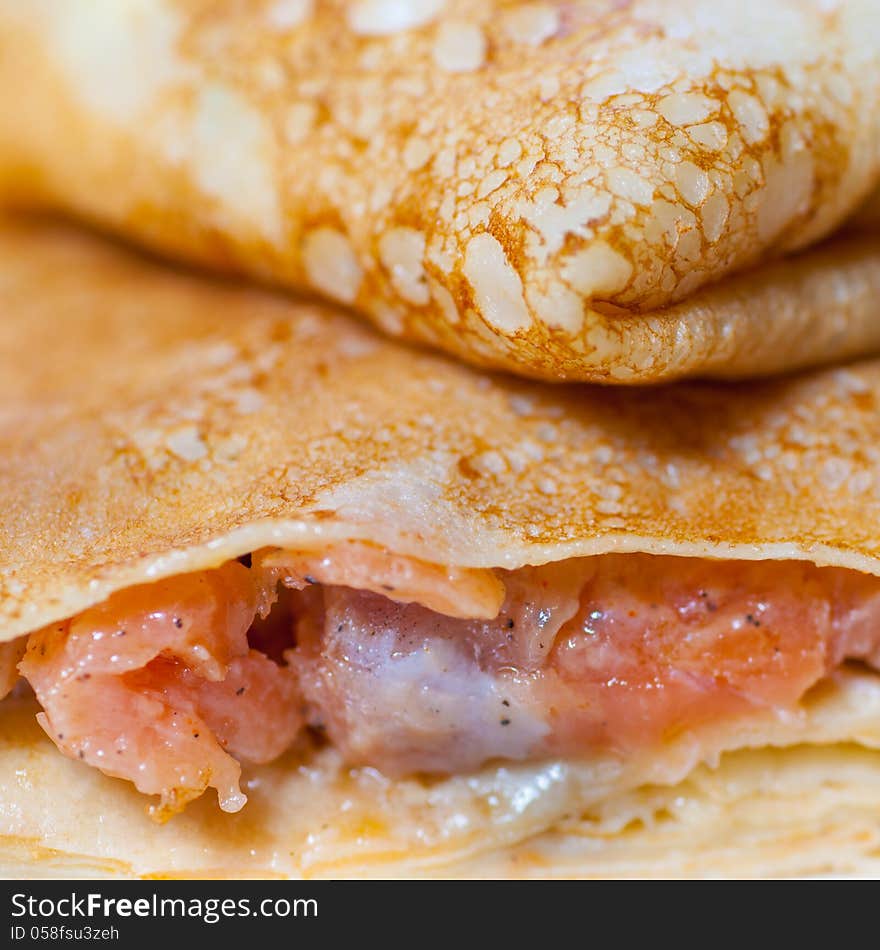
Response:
[11, 543, 880, 816]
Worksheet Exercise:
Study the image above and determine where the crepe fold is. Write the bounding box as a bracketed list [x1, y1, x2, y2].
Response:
[4, 218, 880, 877]
[9, 217, 880, 639]
[0, 1, 878, 383]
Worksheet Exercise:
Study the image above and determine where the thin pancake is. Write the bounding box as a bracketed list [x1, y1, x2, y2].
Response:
[6, 218, 880, 640]
[0, 0, 878, 381]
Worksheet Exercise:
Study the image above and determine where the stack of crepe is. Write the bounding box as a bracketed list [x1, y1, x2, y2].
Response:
[0, 0, 878, 878]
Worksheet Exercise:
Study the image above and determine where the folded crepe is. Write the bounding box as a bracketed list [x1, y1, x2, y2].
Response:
[0, 0, 879, 383]
[5, 217, 880, 877]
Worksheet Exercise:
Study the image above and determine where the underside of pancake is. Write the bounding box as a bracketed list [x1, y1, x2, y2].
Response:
[3, 670, 880, 879]
[0, 0, 878, 382]
[6, 219, 880, 875]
